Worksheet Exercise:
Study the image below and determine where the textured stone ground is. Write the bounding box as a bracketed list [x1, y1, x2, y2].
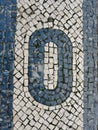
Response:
[0, 0, 97, 130]
[13, 0, 84, 130]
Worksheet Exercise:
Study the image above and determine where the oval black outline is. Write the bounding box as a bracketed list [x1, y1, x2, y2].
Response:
[28, 28, 73, 106]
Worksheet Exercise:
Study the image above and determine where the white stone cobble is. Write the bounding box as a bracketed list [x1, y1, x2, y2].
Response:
[13, 0, 84, 130]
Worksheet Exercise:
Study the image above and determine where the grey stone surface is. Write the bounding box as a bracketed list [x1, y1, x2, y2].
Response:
[0, 0, 97, 130]
[13, 0, 85, 130]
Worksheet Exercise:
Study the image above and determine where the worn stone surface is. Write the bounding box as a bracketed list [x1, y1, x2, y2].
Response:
[13, 0, 84, 130]
[83, 0, 97, 130]
[0, 0, 97, 130]
[0, 0, 17, 129]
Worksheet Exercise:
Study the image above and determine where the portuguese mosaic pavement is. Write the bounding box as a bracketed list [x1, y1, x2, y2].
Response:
[0, 0, 97, 130]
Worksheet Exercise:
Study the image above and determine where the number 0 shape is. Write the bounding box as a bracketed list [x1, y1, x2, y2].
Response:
[28, 28, 73, 106]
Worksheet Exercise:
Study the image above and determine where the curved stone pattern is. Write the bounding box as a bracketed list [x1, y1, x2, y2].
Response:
[13, 0, 85, 130]
[28, 28, 73, 106]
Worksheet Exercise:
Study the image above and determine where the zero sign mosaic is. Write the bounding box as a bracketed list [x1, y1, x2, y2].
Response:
[13, 0, 84, 130]
[29, 28, 73, 106]
[0, 0, 97, 130]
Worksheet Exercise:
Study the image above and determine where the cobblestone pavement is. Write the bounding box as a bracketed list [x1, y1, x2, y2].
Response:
[13, 0, 84, 130]
[0, 0, 97, 130]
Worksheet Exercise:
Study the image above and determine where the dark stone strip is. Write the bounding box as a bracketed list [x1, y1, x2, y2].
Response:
[0, 0, 17, 129]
